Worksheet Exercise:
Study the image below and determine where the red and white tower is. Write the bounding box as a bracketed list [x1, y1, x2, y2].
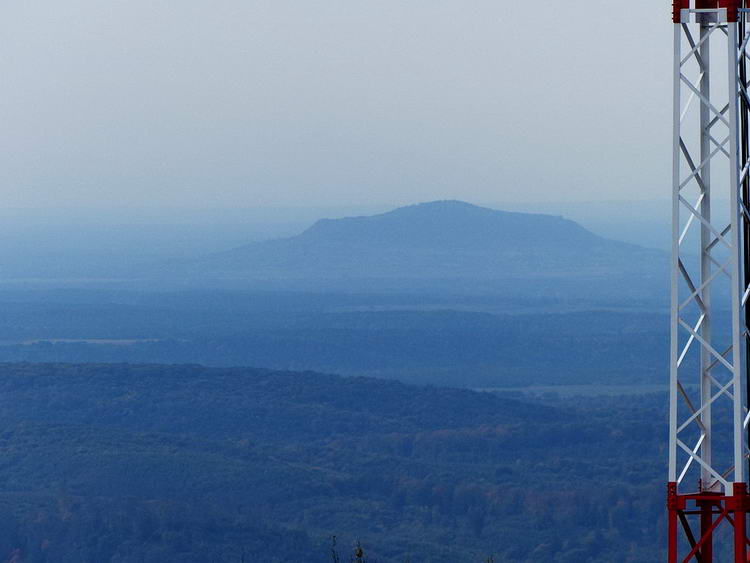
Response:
[670, 1, 750, 561]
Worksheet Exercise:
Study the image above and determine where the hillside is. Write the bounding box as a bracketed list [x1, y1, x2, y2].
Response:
[0, 363, 665, 562]
[183, 201, 666, 294]
[0, 291, 669, 387]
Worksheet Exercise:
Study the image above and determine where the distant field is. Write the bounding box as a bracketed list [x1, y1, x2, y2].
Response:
[17, 338, 168, 346]
[481, 383, 670, 398]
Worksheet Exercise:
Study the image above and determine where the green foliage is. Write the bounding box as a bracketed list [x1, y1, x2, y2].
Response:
[0, 363, 666, 562]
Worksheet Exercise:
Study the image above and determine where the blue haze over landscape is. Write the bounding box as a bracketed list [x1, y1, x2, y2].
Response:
[0, 2, 678, 562]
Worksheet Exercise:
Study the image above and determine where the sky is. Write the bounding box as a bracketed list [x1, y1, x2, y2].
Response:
[0, 1, 671, 210]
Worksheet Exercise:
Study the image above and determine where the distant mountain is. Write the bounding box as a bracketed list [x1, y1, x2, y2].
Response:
[292, 200, 603, 250]
[182, 201, 666, 295]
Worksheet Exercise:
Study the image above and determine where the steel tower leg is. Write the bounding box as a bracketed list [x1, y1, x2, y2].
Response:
[670, 1, 750, 560]
[700, 498, 714, 562]
[668, 483, 679, 563]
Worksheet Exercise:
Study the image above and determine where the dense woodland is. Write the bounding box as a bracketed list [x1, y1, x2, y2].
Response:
[0, 289, 671, 388]
[0, 363, 667, 562]
[0, 207, 679, 561]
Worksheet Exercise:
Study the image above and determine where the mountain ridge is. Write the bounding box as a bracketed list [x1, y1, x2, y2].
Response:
[170, 200, 666, 297]
[241, 200, 632, 250]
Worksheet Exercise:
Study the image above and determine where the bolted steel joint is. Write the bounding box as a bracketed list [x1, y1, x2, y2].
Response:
[674, 0, 689, 22]
[667, 482, 677, 508]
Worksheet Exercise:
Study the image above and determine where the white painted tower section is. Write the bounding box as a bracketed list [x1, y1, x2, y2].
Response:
[670, 5, 750, 495]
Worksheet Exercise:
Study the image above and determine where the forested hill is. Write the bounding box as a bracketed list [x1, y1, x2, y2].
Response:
[0, 363, 665, 562]
[282, 200, 604, 250]
[0, 363, 545, 440]
[179, 201, 666, 295]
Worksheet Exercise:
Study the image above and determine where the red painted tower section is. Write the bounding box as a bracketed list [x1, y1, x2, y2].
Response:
[673, 2, 741, 22]
[667, 484, 749, 562]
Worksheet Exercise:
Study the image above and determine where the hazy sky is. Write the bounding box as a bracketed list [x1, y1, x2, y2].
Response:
[0, 1, 670, 209]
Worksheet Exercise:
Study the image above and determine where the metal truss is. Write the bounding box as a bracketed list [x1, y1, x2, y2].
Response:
[670, 3, 750, 562]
